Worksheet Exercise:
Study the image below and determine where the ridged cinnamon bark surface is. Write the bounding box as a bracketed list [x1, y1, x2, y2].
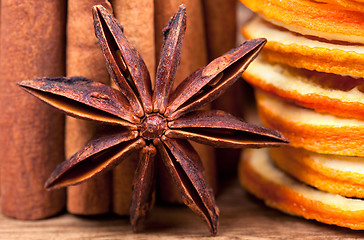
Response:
[66, 0, 113, 215]
[155, 0, 217, 203]
[111, 0, 155, 215]
[155, 0, 207, 85]
[203, 0, 237, 60]
[112, 0, 155, 81]
[0, 0, 66, 219]
[112, 153, 138, 215]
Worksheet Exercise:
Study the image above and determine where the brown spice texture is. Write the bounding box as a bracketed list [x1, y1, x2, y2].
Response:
[0, 0, 66, 219]
[111, 0, 155, 215]
[203, 0, 243, 178]
[154, 0, 217, 203]
[65, 0, 113, 215]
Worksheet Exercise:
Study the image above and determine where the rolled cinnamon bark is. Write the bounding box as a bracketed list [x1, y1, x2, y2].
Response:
[155, 0, 208, 84]
[0, 0, 66, 219]
[155, 0, 217, 203]
[66, 0, 113, 215]
[203, 0, 237, 60]
[112, 153, 138, 215]
[112, 0, 155, 80]
[111, 0, 155, 215]
[202, 0, 241, 178]
[0, 0, 2, 197]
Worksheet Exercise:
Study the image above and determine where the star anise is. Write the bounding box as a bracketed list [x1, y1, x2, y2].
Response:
[18, 5, 288, 234]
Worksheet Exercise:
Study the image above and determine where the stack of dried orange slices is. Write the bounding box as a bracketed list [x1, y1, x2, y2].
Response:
[238, 0, 364, 229]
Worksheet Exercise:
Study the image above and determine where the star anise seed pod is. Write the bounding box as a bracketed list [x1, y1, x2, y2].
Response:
[18, 4, 288, 234]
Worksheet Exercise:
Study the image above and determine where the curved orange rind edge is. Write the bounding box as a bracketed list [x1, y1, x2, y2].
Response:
[271, 146, 364, 198]
[255, 89, 364, 156]
[239, 148, 364, 230]
[239, 0, 364, 43]
[242, 17, 364, 77]
[243, 58, 364, 119]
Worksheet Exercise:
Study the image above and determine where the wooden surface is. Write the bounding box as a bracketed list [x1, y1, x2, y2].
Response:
[0, 180, 363, 239]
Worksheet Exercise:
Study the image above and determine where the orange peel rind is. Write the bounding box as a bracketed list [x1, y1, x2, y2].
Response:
[239, 148, 364, 230]
[242, 17, 364, 77]
[240, 0, 364, 43]
[243, 58, 364, 119]
[255, 89, 364, 156]
[271, 146, 364, 198]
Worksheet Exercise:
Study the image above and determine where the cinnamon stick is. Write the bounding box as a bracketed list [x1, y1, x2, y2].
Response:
[202, 0, 237, 60]
[202, 0, 242, 178]
[111, 0, 155, 215]
[0, 1, 2, 198]
[155, 0, 208, 84]
[0, 0, 66, 219]
[66, 0, 113, 215]
[112, 0, 155, 80]
[112, 153, 138, 215]
[155, 0, 217, 203]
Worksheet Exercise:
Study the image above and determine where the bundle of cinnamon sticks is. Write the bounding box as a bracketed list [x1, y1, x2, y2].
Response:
[0, 0, 240, 219]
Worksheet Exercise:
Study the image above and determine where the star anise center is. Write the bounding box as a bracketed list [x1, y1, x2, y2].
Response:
[138, 113, 167, 140]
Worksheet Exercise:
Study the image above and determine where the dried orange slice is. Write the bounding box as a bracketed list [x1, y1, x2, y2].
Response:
[271, 146, 364, 198]
[239, 0, 364, 43]
[255, 90, 364, 156]
[242, 17, 364, 77]
[239, 148, 364, 230]
[243, 58, 364, 119]
[321, 0, 364, 12]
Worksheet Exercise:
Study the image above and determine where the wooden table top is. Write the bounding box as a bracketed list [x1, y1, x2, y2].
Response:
[0, 180, 362, 239]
